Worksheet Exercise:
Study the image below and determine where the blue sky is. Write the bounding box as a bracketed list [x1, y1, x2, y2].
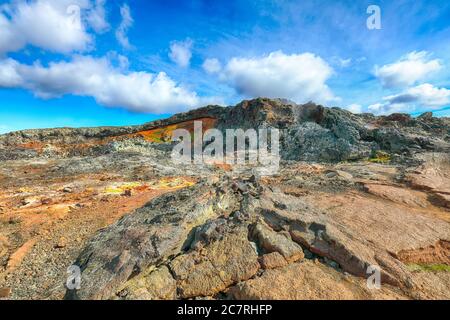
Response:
[0, 0, 449, 133]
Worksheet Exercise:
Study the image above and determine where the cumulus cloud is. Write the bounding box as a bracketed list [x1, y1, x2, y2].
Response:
[220, 51, 337, 104]
[0, 0, 110, 55]
[367, 103, 385, 114]
[0, 58, 22, 87]
[374, 51, 442, 88]
[115, 3, 134, 49]
[169, 39, 193, 68]
[0, 55, 208, 113]
[344, 104, 363, 114]
[202, 58, 222, 74]
[368, 84, 450, 115]
[385, 84, 450, 107]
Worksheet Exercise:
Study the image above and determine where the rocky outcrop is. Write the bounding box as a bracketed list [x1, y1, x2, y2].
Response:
[119, 265, 177, 300]
[65, 179, 240, 300]
[250, 222, 304, 263]
[169, 225, 260, 298]
[1, 98, 449, 163]
[63, 166, 450, 300]
[229, 261, 406, 300]
[1, 98, 449, 301]
[258, 252, 288, 270]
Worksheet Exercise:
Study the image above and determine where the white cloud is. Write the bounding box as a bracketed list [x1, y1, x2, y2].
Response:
[374, 51, 442, 88]
[330, 57, 352, 68]
[202, 58, 222, 74]
[0, 58, 22, 87]
[0, 10, 22, 53]
[344, 104, 363, 114]
[86, 0, 109, 33]
[169, 39, 193, 68]
[384, 84, 450, 107]
[115, 3, 133, 49]
[220, 51, 337, 104]
[367, 103, 385, 114]
[0, 55, 209, 114]
[0, 0, 110, 55]
[339, 58, 352, 68]
[368, 84, 450, 115]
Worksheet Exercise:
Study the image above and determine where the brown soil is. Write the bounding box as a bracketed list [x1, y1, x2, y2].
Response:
[396, 240, 450, 265]
[0, 169, 196, 299]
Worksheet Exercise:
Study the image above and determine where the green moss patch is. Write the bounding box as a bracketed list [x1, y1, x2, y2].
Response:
[368, 151, 391, 164]
[406, 263, 450, 272]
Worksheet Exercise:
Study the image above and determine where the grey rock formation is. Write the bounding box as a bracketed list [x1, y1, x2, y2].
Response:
[1, 98, 448, 163]
[65, 179, 239, 300]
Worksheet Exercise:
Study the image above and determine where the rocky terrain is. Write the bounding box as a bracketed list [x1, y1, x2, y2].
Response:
[0, 98, 449, 300]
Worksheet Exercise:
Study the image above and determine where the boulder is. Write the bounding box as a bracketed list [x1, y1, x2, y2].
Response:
[119, 266, 177, 300]
[65, 180, 238, 300]
[170, 225, 259, 298]
[251, 222, 304, 263]
[258, 252, 287, 270]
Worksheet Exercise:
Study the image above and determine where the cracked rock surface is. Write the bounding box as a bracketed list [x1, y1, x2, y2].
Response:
[65, 173, 449, 300]
[0, 98, 448, 300]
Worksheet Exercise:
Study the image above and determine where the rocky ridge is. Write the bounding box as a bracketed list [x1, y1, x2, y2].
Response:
[1, 98, 449, 163]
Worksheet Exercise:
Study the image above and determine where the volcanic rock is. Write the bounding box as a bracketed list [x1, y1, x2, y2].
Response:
[0, 98, 448, 300]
